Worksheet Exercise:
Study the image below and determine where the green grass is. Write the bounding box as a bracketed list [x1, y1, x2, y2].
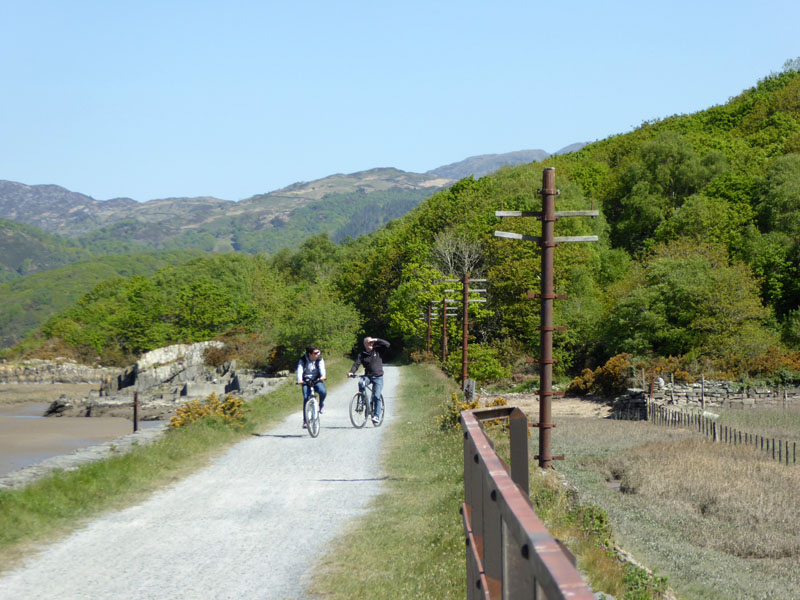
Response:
[0, 357, 348, 569]
[312, 364, 466, 599]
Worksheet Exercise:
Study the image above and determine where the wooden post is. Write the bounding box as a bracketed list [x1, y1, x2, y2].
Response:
[133, 391, 139, 433]
[670, 373, 674, 404]
[701, 374, 705, 412]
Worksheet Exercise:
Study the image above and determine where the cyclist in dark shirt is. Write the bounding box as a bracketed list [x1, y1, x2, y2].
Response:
[348, 336, 389, 424]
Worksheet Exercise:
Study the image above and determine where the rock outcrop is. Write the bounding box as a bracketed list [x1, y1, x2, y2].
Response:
[0, 358, 121, 384]
[38, 342, 285, 420]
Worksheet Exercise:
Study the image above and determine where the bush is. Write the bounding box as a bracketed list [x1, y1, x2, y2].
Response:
[568, 353, 632, 397]
[443, 344, 510, 384]
[436, 392, 508, 431]
[409, 349, 437, 364]
[436, 392, 479, 431]
[169, 392, 247, 429]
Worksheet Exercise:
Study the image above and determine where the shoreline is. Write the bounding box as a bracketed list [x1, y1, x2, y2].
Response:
[0, 383, 164, 486]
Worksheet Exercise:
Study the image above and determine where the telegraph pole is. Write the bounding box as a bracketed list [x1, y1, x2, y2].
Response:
[438, 277, 487, 389]
[495, 167, 598, 469]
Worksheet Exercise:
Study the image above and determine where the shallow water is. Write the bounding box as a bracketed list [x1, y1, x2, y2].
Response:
[0, 402, 160, 477]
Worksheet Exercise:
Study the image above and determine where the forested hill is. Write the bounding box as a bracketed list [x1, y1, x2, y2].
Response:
[0, 149, 576, 265]
[7, 66, 800, 387]
[337, 65, 800, 381]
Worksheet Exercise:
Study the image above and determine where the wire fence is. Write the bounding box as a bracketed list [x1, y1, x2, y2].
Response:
[632, 401, 799, 466]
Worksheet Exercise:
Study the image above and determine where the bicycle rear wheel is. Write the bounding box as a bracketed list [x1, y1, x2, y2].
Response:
[349, 392, 367, 428]
[305, 399, 320, 438]
[371, 395, 385, 427]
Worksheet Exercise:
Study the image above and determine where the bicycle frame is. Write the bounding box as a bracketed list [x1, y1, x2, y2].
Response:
[349, 375, 384, 427]
[303, 377, 321, 437]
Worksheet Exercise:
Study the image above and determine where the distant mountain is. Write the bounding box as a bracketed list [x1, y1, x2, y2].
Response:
[553, 142, 589, 155]
[426, 150, 550, 180]
[0, 169, 451, 245]
[0, 146, 583, 262]
[425, 145, 588, 180]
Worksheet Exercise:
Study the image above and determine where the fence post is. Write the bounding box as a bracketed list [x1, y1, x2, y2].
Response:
[133, 391, 139, 433]
[701, 373, 705, 412]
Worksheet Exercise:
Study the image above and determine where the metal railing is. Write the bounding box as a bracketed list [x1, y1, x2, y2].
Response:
[461, 406, 595, 599]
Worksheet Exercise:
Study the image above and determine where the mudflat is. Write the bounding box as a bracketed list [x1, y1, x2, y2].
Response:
[0, 383, 134, 477]
[0, 383, 97, 407]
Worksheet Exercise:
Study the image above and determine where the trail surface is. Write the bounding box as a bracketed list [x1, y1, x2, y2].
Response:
[0, 366, 401, 600]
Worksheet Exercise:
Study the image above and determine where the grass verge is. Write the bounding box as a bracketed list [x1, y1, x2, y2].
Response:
[313, 366, 663, 599]
[312, 364, 466, 599]
[0, 356, 347, 570]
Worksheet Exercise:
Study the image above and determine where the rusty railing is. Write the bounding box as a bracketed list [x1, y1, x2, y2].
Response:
[461, 406, 595, 599]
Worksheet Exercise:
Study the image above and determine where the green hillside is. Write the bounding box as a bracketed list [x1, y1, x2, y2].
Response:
[336, 66, 800, 380]
[0, 251, 202, 349]
[0, 218, 91, 281]
[12, 66, 800, 383]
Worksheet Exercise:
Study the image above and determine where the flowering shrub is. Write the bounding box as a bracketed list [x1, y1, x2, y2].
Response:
[436, 392, 479, 431]
[436, 393, 509, 431]
[567, 353, 632, 397]
[169, 392, 247, 429]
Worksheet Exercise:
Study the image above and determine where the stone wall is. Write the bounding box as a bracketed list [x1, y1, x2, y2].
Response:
[650, 380, 800, 409]
[613, 380, 800, 418]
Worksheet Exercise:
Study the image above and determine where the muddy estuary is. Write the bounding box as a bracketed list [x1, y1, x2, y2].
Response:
[0, 384, 159, 478]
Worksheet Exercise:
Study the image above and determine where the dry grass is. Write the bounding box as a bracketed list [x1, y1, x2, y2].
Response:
[717, 405, 800, 441]
[606, 440, 800, 559]
[552, 416, 800, 599]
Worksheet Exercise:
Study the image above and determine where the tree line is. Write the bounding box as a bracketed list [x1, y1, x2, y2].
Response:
[7, 65, 800, 386]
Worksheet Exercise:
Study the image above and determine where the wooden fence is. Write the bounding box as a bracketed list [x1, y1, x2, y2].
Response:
[639, 401, 798, 466]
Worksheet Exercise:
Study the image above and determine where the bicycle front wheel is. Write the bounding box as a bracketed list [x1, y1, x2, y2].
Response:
[372, 395, 385, 427]
[349, 392, 367, 428]
[305, 399, 320, 438]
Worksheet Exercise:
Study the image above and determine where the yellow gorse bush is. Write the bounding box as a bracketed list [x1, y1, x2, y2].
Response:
[437, 391, 479, 430]
[169, 391, 248, 429]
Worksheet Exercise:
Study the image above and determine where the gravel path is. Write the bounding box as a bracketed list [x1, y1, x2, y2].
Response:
[0, 366, 401, 600]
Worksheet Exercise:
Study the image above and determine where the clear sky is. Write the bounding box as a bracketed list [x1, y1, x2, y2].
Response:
[1, 1, 798, 202]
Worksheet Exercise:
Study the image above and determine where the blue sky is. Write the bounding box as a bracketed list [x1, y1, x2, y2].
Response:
[1, 1, 798, 202]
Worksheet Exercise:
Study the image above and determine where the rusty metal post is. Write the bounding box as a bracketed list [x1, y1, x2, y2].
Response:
[426, 303, 432, 353]
[133, 391, 139, 433]
[538, 167, 556, 469]
[442, 297, 448, 363]
[462, 272, 470, 388]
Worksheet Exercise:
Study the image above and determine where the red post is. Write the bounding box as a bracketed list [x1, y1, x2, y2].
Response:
[538, 167, 556, 469]
[441, 297, 448, 362]
[426, 303, 432, 353]
[462, 272, 469, 388]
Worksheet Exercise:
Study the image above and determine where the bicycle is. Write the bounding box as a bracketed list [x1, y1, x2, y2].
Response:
[349, 375, 385, 428]
[302, 376, 321, 438]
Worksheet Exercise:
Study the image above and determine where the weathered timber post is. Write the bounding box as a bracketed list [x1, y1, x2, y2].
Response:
[133, 391, 139, 433]
[495, 167, 598, 469]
